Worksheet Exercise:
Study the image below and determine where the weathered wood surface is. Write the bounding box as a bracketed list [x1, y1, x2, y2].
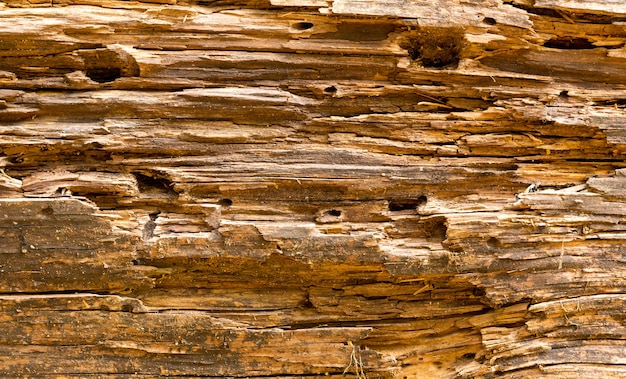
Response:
[1, 0, 626, 377]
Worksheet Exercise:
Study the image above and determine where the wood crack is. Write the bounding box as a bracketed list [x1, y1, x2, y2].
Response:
[1, 0, 626, 377]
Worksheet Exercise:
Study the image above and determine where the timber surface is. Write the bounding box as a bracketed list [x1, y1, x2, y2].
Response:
[1, 0, 626, 377]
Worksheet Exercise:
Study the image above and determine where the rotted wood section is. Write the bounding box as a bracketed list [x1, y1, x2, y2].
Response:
[1, 0, 626, 377]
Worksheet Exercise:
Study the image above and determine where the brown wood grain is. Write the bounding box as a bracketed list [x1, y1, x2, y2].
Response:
[0, 0, 625, 377]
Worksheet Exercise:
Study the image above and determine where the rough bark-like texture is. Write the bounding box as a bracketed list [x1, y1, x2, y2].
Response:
[1, 0, 626, 377]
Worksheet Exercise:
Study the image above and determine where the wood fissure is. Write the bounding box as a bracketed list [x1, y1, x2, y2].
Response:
[1, 0, 626, 377]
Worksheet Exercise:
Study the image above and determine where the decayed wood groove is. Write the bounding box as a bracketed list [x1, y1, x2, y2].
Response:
[1, 0, 626, 377]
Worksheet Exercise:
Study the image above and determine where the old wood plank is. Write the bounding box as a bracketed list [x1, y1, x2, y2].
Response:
[1, 0, 626, 377]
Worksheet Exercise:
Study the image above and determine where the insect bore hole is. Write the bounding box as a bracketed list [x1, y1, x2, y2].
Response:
[388, 196, 428, 212]
[326, 209, 342, 217]
[218, 198, 233, 207]
[292, 21, 314, 31]
[324, 85, 337, 94]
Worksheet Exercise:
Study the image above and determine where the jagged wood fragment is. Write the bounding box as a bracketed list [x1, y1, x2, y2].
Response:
[0, 0, 626, 377]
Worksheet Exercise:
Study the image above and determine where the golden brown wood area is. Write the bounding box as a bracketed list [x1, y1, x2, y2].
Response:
[1, 0, 626, 377]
